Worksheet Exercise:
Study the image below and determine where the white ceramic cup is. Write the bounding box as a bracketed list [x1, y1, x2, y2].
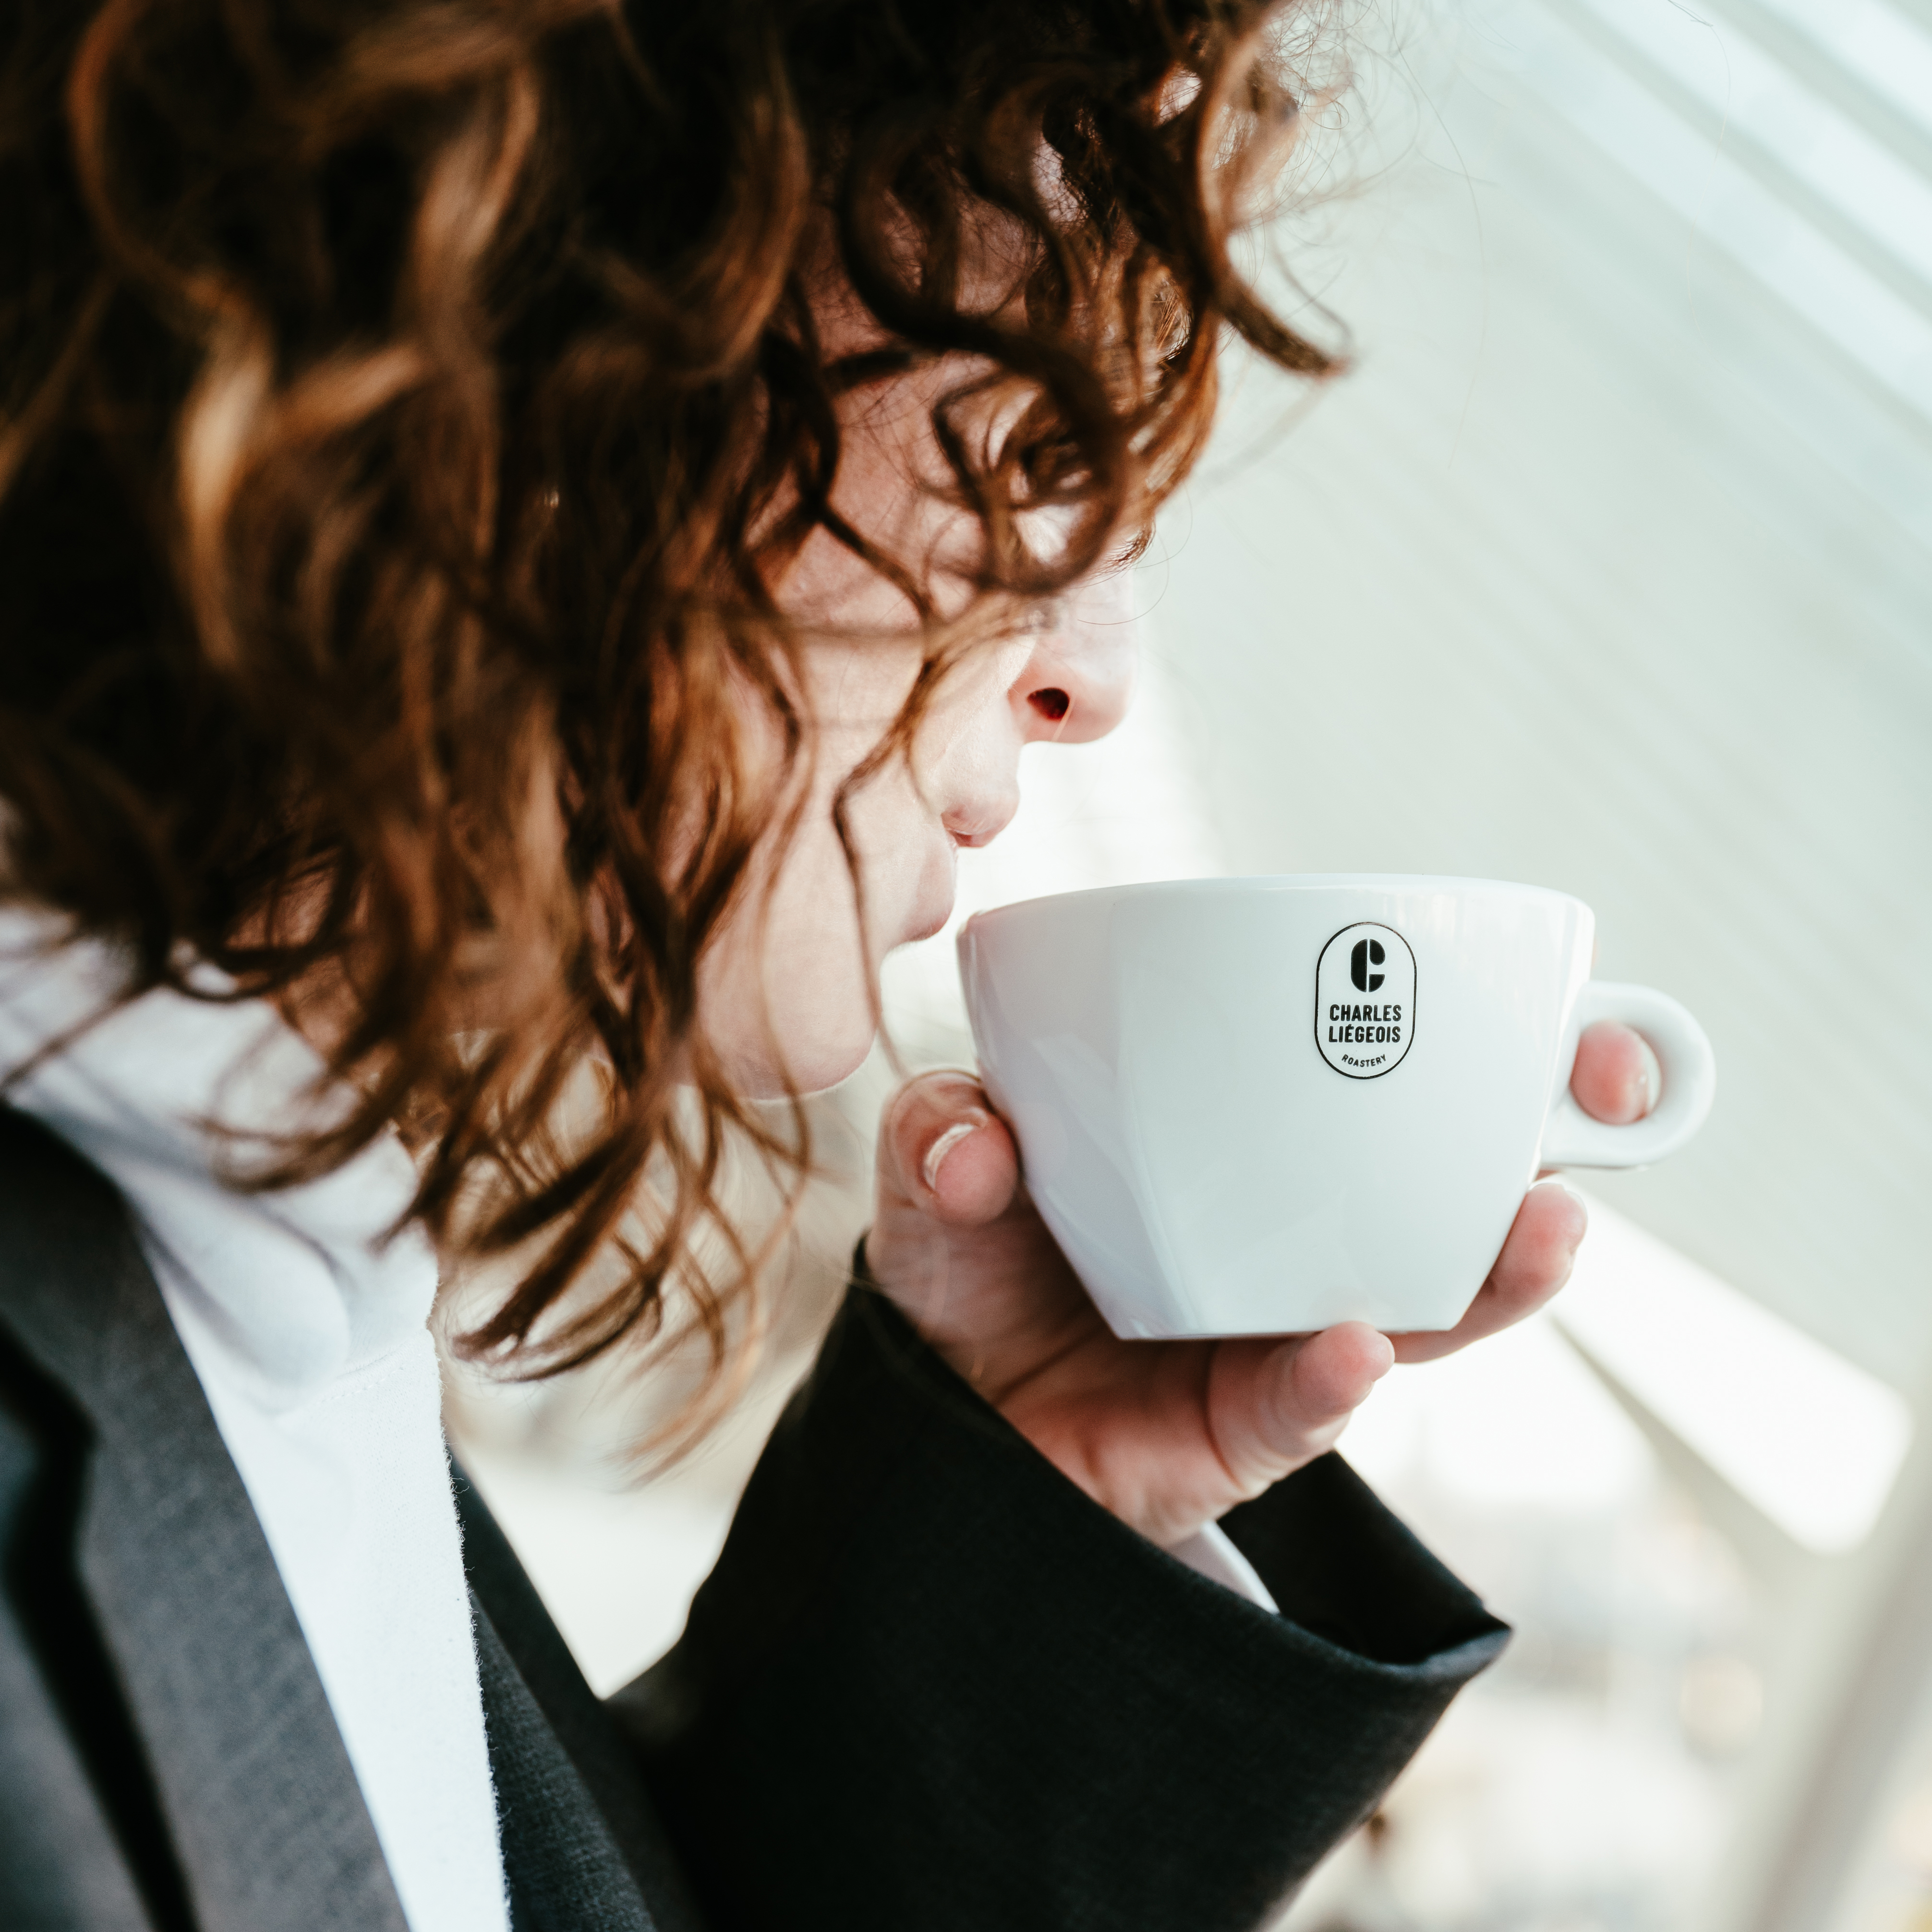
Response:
[958, 876, 1716, 1340]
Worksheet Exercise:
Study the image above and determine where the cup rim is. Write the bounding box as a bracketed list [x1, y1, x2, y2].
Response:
[961, 873, 1591, 933]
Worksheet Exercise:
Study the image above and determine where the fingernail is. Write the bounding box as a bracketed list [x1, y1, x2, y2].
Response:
[922, 1119, 981, 1194]
[1637, 1038, 1663, 1118]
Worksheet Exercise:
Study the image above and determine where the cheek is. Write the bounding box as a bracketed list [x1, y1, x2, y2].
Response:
[701, 823, 868, 1098]
[699, 770, 937, 1097]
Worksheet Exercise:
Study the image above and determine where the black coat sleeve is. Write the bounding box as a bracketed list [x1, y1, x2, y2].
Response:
[611, 1286, 1507, 1932]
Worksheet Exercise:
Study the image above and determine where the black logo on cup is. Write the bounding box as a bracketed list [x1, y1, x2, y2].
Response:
[1315, 923, 1416, 1079]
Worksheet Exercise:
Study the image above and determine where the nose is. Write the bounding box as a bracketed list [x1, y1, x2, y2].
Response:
[1013, 575, 1137, 747]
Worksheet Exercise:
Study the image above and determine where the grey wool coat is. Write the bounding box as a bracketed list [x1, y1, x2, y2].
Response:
[0, 1103, 1509, 1932]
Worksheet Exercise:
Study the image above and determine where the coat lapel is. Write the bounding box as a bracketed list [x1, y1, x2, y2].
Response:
[0, 1107, 410, 1932]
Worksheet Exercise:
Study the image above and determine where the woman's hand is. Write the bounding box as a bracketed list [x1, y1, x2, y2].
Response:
[863, 1020, 1659, 1551]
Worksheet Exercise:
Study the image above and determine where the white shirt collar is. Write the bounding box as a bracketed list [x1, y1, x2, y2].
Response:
[0, 904, 435, 1406]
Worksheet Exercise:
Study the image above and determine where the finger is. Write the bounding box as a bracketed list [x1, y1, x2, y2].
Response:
[1389, 1179, 1587, 1363]
[1226, 1322, 1395, 1476]
[1280, 1320, 1397, 1430]
[878, 1070, 1022, 1227]
[1570, 1019, 1661, 1125]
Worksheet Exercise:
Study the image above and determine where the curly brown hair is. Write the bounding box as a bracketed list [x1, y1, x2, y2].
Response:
[0, 0, 1341, 1398]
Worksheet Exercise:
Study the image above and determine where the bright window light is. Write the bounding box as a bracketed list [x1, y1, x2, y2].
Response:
[1516, 2, 1932, 423]
[1342, 1307, 1654, 1514]
[1568, 0, 1932, 287]
[1748, 0, 1932, 142]
[1555, 1193, 1914, 1554]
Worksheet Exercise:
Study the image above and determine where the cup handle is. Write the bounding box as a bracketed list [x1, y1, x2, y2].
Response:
[1538, 980, 1717, 1170]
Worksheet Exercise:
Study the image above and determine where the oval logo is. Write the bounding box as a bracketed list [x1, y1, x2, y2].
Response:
[1315, 922, 1416, 1079]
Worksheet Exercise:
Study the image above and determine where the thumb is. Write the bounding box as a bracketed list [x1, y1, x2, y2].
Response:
[1211, 1322, 1395, 1489]
[877, 1070, 1023, 1228]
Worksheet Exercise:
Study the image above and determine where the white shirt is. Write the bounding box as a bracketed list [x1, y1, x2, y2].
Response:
[0, 906, 1275, 1932]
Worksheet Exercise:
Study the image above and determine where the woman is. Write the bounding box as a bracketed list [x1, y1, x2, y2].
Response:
[0, 1, 1660, 1928]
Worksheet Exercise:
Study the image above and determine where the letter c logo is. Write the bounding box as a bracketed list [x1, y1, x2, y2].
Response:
[1350, 936, 1386, 992]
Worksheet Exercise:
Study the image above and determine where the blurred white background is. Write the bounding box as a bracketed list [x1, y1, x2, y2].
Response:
[448, 2, 1932, 1928]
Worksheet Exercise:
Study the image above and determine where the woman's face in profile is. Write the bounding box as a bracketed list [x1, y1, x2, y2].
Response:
[698, 348, 1139, 1098]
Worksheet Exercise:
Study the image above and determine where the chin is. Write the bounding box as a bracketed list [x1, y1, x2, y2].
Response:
[788, 1028, 878, 1099]
[730, 1005, 880, 1101]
